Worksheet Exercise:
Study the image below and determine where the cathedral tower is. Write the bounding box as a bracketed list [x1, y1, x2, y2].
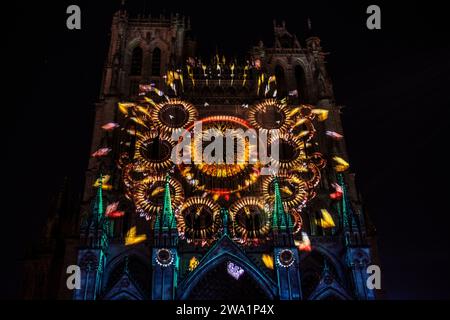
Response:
[24, 7, 378, 301]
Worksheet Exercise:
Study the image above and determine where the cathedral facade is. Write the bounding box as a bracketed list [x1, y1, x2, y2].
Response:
[23, 8, 378, 300]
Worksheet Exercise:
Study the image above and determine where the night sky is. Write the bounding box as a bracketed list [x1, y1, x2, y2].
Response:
[3, 0, 450, 299]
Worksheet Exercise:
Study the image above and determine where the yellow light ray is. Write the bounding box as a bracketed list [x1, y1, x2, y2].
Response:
[93, 175, 110, 187]
[188, 256, 200, 271]
[280, 186, 293, 196]
[333, 156, 350, 172]
[268, 75, 276, 85]
[125, 226, 147, 246]
[130, 117, 149, 128]
[144, 97, 158, 107]
[312, 109, 329, 121]
[101, 184, 113, 191]
[297, 130, 311, 139]
[315, 209, 336, 228]
[262, 254, 274, 270]
[118, 102, 134, 115]
[136, 105, 151, 117]
[151, 186, 165, 197]
[292, 118, 308, 128]
[289, 107, 300, 117]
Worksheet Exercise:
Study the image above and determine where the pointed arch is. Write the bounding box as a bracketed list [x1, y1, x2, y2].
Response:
[300, 247, 348, 299]
[103, 251, 151, 297]
[178, 236, 277, 299]
[311, 245, 347, 283]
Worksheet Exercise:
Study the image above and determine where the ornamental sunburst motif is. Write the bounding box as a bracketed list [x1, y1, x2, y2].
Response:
[116, 90, 328, 245]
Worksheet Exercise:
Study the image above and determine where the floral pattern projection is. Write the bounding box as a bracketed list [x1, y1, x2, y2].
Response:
[96, 61, 348, 252]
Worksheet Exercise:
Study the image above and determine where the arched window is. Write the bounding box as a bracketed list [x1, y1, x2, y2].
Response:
[130, 47, 143, 76]
[274, 65, 287, 98]
[185, 260, 270, 300]
[151, 47, 161, 76]
[300, 252, 341, 300]
[295, 65, 308, 103]
[104, 256, 152, 296]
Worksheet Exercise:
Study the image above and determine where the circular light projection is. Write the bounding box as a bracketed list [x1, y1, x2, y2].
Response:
[297, 163, 322, 189]
[309, 152, 326, 169]
[135, 131, 175, 171]
[299, 104, 315, 119]
[268, 132, 307, 171]
[151, 98, 198, 134]
[134, 175, 184, 219]
[178, 115, 260, 196]
[229, 197, 271, 239]
[277, 249, 295, 268]
[288, 208, 303, 234]
[262, 173, 309, 212]
[123, 163, 147, 200]
[116, 93, 328, 245]
[290, 117, 316, 142]
[156, 248, 174, 267]
[248, 99, 293, 133]
[176, 197, 221, 241]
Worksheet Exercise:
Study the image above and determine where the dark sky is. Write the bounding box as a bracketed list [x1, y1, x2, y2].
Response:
[4, 0, 450, 299]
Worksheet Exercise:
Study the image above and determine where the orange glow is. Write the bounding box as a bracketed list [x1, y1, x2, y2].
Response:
[184, 115, 250, 132]
[312, 109, 329, 121]
[125, 226, 147, 246]
[93, 176, 112, 190]
[295, 232, 312, 252]
[118, 102, 135, 115]
[316, 209, 336, 228]
[329, 183, 343, 200]
[144, 96, 157, 107]
[105, 202, 124, 218]
[188, 256, 200, 271]
[333, 156, 350, 172]
[262, 254, 274, 269]
[106, 211, 124, 218]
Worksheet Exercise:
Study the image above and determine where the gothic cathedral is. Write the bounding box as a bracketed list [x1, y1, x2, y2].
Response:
[23, 8, 378, 300]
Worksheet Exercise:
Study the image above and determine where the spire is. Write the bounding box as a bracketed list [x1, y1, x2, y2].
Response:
[322, 259, 330, 274]
[89, 173, 110, 249]
[286, 208, 294, 230]
[95, 174, 104, 222]
[321, 259, 334, 283]
[338, 173, 360, 246]
[272, 177, 281, 230]
[221, 208, 229, 236]
[272, 176, 292, 231]
[123, 256, 129, 275]
[162, 174, 176, 230]
[338, 173, 353, 229]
